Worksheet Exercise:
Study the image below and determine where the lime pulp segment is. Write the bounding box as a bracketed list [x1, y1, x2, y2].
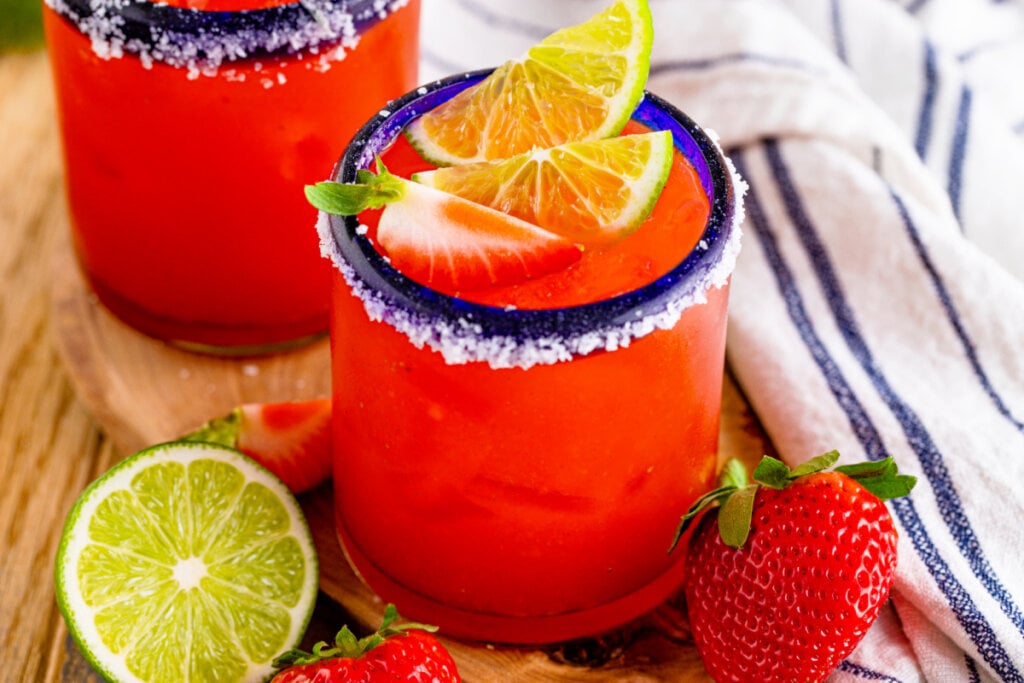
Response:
[55, 442, 318, 683]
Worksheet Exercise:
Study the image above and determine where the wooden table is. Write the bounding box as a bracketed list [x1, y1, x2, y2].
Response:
[0, 47, 772, 682]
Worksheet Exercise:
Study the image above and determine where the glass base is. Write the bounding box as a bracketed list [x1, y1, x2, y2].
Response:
[335, 516, 691, 646]
[85, 271, 328, 356]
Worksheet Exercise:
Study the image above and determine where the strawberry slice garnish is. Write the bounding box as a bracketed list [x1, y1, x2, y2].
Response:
[184, 398, 332, 494]
[306, 160, 582, 293]
[271, 604, 461, 683]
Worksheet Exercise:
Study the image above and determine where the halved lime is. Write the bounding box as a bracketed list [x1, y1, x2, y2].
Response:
[54, 441, 318, 683]
[412, 130, 673, 245]
[405, 0, 654, 165]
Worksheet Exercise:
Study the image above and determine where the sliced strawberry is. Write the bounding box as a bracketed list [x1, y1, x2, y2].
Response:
[305, 161, 583, 294]
[184, 398, 332, 494]
[376, 180, 583, 292]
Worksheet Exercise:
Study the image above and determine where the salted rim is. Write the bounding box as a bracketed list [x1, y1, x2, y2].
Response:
[318, 69, 747, 370]
[44, 0, 409, 73]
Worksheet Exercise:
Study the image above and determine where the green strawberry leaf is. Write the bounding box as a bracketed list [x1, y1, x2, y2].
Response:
[836, 456, 917, 500]
[751, 456, 790, 489]
[273, 604, 438, 668]
[717, 485, 758, 549]
[181, 408, 243, 448]
[668, 459, 752, 552]
[789, 450, 840, 477]
[671, 451, 916, 553]
[718, 458, 749, 489]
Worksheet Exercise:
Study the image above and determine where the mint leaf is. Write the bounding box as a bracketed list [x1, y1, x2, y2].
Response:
[305, 160, 406, 216]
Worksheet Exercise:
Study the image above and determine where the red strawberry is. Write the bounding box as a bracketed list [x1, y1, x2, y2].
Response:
[672, 452, 916, 683]
[271, 604, 461, 683]
[305, 160, 582, 293]
[184, 398, 331, 493]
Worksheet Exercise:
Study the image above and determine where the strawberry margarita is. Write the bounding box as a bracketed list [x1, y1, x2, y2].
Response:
[43, 0, 420, 351]
[322, 72, 743, 643]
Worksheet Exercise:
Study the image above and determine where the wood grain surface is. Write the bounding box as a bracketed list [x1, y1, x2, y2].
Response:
[1, 47, 773, 682]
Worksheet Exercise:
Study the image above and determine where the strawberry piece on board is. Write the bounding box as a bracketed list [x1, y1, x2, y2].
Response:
[672, 452, 916, 683]
[185, 398, 332, 494]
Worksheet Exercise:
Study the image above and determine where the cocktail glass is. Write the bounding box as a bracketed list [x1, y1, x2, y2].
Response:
[322, 70, 743, 644]
[43, 0, 420, 352]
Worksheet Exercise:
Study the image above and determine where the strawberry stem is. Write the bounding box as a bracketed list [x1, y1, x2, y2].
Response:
[669, 452, 917, 553]
[272, 604, 439, 668]
[181, 408, 243, 448]
[305, 157, 406, 216]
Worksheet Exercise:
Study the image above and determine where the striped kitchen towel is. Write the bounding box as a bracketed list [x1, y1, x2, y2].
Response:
[418, 0, 1024, 680]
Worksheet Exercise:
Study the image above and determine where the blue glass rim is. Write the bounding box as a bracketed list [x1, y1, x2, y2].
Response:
[52, 0, 391, 59]
[328, 69, 738, 342]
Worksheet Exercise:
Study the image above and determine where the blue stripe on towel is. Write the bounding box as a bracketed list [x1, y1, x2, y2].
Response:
[764, 139, 1024, 643]
[732, 144, 1024, 681]
[948, 85, 972, 224]
[888, 187, 1024, 433]
[830, 0, 848, 64]
[967, 655, 983, 682]
[914, 41, 939, 160]
[905, 0, 930, 14]
[836, 659, 904, 682]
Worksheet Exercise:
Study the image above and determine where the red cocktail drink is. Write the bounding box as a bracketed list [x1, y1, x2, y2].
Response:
[323, 72, 743, 643]
[44, 0, 420, 351]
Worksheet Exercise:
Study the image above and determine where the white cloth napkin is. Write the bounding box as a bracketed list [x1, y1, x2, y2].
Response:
[418, 0, 1024, 680]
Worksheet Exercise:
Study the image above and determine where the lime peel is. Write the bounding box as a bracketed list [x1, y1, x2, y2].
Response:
[55, 441, 318, 683]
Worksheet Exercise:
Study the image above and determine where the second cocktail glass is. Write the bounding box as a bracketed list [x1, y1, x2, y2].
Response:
[44, 0, 421, 352]
[321, 72, 744, 644]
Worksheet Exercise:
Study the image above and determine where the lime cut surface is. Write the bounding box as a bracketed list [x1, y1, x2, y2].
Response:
[413, 130, 673, 245]
[405, 0, 654, 165]
[55, 441, 318, 683]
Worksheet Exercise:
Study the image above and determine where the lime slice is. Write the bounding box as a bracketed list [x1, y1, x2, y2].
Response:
[54, 441, 318, 683]
[406, 0, 654, 165]
[412, 130, 673, 245]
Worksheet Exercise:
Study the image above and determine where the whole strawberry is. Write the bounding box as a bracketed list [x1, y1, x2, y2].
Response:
[271, 604, 461, 682]
[672, 452, 915, 683]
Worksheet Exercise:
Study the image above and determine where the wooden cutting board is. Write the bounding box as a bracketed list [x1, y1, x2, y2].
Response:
[51, 244, 773, 681]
